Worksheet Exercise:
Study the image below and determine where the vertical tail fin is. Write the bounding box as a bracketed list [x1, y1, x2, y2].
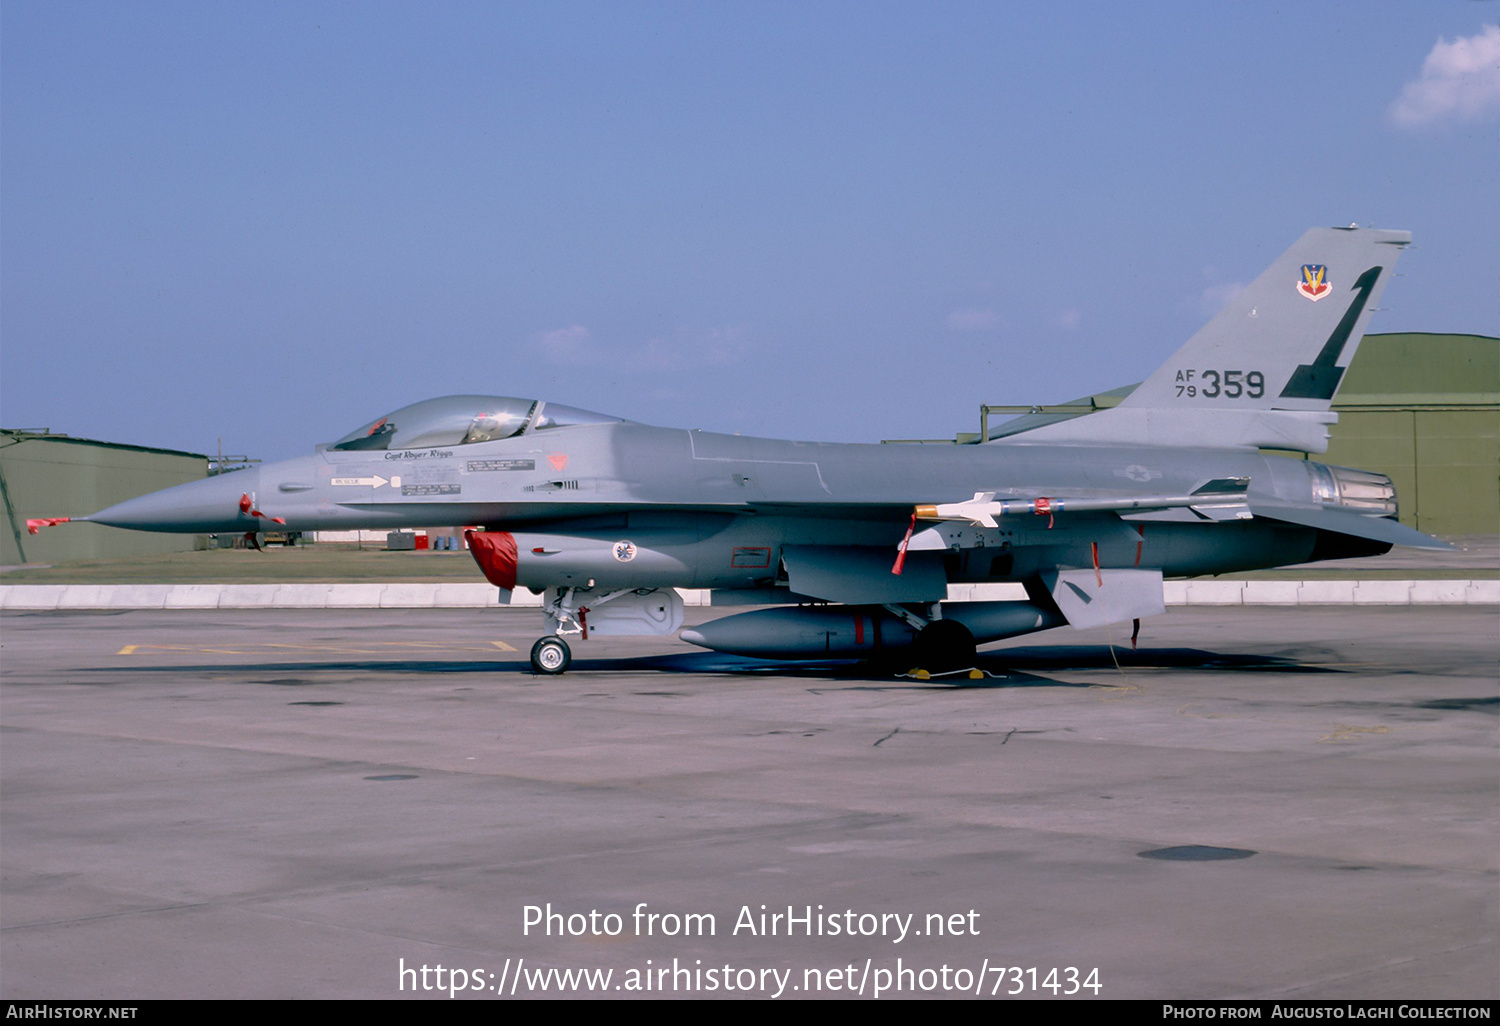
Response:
[998, 227, 1411, 452]
[1121, 226, 1410, 412]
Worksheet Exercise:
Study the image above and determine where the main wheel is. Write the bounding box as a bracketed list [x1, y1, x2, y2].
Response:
[911, 619, 977, 673]
[530, 635, 571, 675]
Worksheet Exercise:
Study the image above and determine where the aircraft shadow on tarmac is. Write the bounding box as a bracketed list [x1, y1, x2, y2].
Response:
[92, 645, 1345, 688]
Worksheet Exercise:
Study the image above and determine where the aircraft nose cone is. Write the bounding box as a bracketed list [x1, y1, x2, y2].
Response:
[85, 469, 264, 533]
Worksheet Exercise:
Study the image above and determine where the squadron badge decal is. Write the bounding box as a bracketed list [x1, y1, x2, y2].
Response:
[612, 540, 638, 562]
[1297, 264, 1330, 301]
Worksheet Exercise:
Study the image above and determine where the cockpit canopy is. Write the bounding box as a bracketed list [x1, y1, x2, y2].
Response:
[329, 395, 621, 452]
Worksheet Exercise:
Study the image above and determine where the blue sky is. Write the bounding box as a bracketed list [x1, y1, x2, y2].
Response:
[3, 2, 1497, 459]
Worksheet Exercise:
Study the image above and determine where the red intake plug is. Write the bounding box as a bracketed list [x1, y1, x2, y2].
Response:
[466, 530, 518, 591]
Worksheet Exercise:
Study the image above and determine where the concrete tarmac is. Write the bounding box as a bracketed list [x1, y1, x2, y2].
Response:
[1, 606, 1495, 1000]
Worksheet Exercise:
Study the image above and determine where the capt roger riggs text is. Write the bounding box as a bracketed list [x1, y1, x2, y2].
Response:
[523, 904, 982, 944]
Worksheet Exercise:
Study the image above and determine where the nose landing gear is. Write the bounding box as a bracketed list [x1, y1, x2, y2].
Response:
[530, 636, 571, 675]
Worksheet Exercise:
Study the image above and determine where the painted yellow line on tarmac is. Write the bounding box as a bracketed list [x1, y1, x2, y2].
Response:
[1317, 724, 1391, 743]
[115, 644, 252, 655]
[116, 640, 522, 656]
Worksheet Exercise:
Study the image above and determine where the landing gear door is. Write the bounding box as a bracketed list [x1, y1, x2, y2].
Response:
[586, 589, 685, 637]
[546, 588, 685, 637]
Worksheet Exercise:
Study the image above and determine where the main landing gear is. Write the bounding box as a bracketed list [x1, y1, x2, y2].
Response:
[912, 618, 977, 673]
[882, 603, 979, 674]
[530, 636, 572, 674]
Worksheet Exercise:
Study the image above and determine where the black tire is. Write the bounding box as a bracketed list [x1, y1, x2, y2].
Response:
[911, 619, 977, 673]
[530, 636, 571, 675]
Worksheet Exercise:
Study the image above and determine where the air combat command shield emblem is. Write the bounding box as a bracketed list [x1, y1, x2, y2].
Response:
[1297, 264, 1330, 301]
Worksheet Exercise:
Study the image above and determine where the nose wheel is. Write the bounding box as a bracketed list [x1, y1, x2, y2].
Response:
[530, 635, 572, 675]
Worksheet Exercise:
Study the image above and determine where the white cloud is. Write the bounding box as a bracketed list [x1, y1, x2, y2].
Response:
[1199, 282, 1245, 318]
[535, 324, 594, 365]
[945, 307, 1001, 330]
[1390, 25, 1500, 127]
[634, 325, 747, 371]
[534, 322, 749, 371]
[1056, 308, 1082, 330]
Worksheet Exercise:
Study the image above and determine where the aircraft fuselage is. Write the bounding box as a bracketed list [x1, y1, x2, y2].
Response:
[91, 422, 1345, 588]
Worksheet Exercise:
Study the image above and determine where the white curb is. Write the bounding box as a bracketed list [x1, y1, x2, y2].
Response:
[1, 580, 1494, 610]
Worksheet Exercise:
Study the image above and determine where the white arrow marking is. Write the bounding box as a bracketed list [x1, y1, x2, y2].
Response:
[330, 475, 389, 488]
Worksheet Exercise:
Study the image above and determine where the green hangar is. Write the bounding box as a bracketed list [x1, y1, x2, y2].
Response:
[0, 431, 209, 565]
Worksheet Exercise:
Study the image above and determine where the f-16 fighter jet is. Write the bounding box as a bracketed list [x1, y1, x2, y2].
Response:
[45, 227, 1446, 674]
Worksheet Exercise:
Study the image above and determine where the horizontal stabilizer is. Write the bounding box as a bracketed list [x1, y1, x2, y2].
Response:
[1248, 503, 1454, 550]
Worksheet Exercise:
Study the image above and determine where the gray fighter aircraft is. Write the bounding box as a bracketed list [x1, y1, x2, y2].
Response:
[40, 226, 1447, 674]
